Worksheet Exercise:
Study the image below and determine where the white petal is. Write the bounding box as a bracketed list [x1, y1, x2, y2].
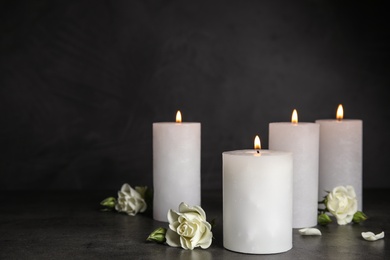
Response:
[179, 203, 206, 219]
[336, 215, 350, 225]
[299, 228, 322, 236]
[179, 202, 190, 212]
[166, 229, 181, 247]
[362, 231, 385, 241]
[167, 209, 179, 226]
[198, 227, 213, 249]
[346, 185, 356, 198]
[180, 235, 194, 250]
[120, 183, 131, 193]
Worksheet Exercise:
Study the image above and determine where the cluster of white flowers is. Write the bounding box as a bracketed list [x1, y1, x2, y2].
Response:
[102, 184, 213, 250]
[103, 183, 383, 250]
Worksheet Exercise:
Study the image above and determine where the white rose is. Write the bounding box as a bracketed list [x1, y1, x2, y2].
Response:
[166, 202, 213, 250]
[115, 183, 147, 216]
[326, 185, 358, 225]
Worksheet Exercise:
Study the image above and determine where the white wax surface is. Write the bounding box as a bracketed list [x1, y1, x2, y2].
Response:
[223, 150, 293, 254]
[153, 122, 201, 222]
[269, 122, 320, 228]
[315, 119, 363, 210]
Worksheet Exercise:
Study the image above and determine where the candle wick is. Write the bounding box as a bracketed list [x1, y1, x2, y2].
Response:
[257, 150, 260, 154]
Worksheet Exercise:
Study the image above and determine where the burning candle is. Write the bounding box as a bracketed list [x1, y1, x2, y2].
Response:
[153, 110, 201, 221]
[316, 104, 363, 209]
[223, 136, 293, 254]
[269, 109, 320, 228]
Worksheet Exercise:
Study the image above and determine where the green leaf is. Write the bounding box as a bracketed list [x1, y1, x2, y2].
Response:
[323, 197, 328, 207]
[146, 227, 167, 244]
[100, 197, 116, 209]
[353, 211, 368, 223]
[318, 213, 332, 226]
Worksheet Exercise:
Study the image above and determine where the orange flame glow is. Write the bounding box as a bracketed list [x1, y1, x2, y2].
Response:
[254, 135, 261, 150]
[336, 104, 343, 121]
[176, 110, 182, 123]
[291, 109, 298, 124]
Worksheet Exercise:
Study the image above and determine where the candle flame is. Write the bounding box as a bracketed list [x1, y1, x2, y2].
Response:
[176, 110, 182, 123]
[254, 135, 261, 150]
[336, 104, 343, 121]
[291, 109, 298, 124]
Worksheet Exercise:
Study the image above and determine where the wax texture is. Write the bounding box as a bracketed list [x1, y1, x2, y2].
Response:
[153, 122, 201, 221]
[269, 122, 320, 228]
[223, 150, 293, 254]
[316, 119, 363, 210]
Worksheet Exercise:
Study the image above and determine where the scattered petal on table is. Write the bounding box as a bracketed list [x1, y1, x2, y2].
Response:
[361, 231, 385, 241]
[299, 228, 322, 236]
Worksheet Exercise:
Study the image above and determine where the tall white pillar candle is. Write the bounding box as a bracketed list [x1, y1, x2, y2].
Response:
[269, 109, 320, 228]
[223, 136, 293, 254]
[153, 111, 201, 221]
[316, 104, 363, 210]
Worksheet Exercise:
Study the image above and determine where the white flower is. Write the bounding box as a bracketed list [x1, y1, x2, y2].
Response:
[361, 231, 385, 241]
[115, 183, 147, 216]
[326, 185, 358, 225]
[166, 202, 213, 250]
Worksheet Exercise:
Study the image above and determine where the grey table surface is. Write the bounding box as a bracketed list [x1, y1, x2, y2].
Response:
[0, 189, 388, 259]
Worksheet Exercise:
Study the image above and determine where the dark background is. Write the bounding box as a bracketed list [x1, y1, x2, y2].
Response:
[0, 0, 389, 191]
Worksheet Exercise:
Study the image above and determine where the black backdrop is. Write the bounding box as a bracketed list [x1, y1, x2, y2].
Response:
[1, 0, 389, 190]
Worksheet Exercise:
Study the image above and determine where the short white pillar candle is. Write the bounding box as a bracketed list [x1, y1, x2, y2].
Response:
[269, 109, 320, 228]
[316, 104, 363, 210]
[153, 111, 201, 221]
[223, 136, 293, 254]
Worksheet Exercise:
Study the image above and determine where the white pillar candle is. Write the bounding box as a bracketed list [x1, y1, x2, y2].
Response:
[269, 109, 320, 228]
[153, 111, 201, 222]
[316, 104, 363, 210]
[223, 136, 293, 254]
